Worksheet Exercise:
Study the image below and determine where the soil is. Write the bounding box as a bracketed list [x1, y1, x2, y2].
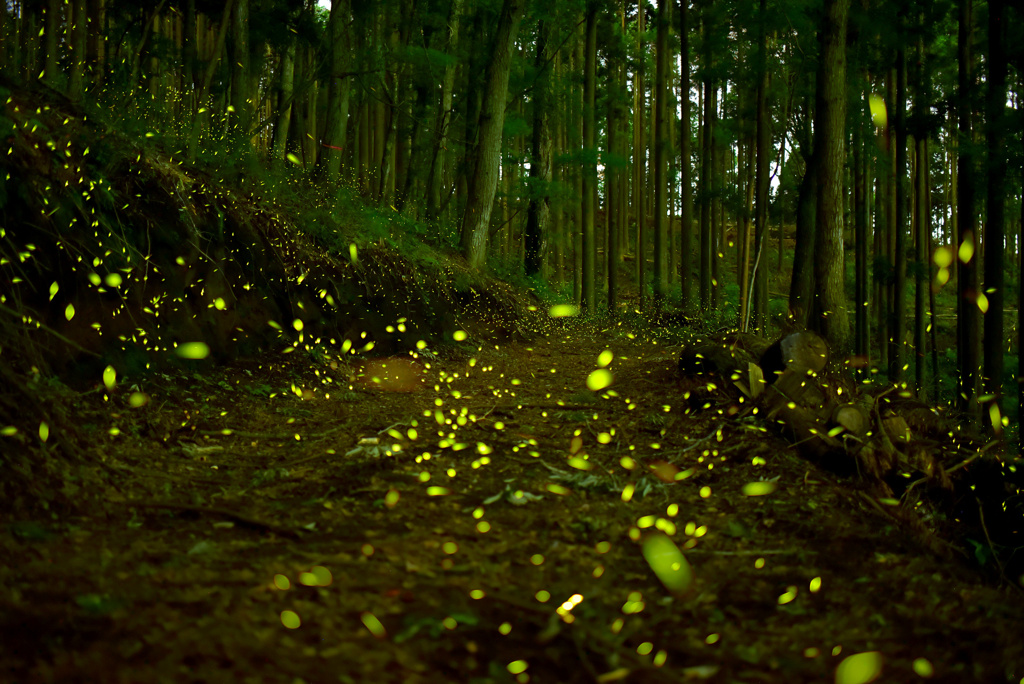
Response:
[3, 324, 1023, 684]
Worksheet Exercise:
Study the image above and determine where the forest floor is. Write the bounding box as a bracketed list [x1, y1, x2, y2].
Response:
[2, 323, 1023, 684]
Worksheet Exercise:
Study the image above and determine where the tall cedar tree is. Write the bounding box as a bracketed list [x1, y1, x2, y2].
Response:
[957, 0, 979, 416]
[633, 1, 647, 310]
[318, 0, 351, 179]
[678, 0, 694, 312]
[525, 19, 551, 277]
[983, 0, 1006, 421]
[652, 0, 670, 304]
[889, 28, 908, 382]
[460, 0, 525, 270]
[581, 3, 598, 311]
[810, 0, 851, 354]
[750, 0, 770, 331]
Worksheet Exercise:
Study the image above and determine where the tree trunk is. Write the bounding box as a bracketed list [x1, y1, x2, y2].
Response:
[678, 0, 694, 312]
[889, 39, 908, 382]
[874, 71, 893, 372]
[319, 0, 351, 179]
[427, 0, 462, 220]
[67, 0, 86, 99]
[551, 51, 564, 282]
[652, 0, 670, 305]
[957, 0, 979, 418]
[581, 3, 598, 311]
[634, 1, 647, 309]
[710, 83, 720, 309]
[810, 0, 850, 355]
[776, 135, 787, 271]
[181, 0, 195, 109]
[0, 4, 7, 68]
[572, 38, 583, 304]
[739, 136, 753, 329]
[525, 19, 551, 278]
[188, 0, 234, 157]
[358, 100, 371, 194]
[272, 42, 295, 160]
[44, 0, 60, 88]
[914, 134, 928, 397]
[750, 0, 770, 331]
[854, 83, 870, 370]
[1019, 134, 1024, 453]
[983, 0, 1006, 421]
[230, 0, 251, 137]
[607, 4, 625, 308]
[790, 151, 816, 325]
[459, 0, 525, 270]
[378, 76, 397, 204]
[698, 9, 713, 311]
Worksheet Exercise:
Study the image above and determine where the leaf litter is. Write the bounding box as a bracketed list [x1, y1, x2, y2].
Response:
[2, 325, 1024, 683]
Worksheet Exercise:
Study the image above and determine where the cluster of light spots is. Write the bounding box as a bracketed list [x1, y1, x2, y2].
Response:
[777, 585, 798, 605]
[297, 566, 332, 587]
[555, 593, 584, 623]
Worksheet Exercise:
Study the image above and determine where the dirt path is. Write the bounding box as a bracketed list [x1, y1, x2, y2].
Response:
[3, 328, 1022, 683]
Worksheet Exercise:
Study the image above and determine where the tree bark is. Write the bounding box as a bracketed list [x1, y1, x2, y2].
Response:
[739, 135, 753, 329]
[581, 3, 598, 311]
[525, 19, 551, 278]
[652, 0, 670, 305]
[272, 42, 295, 160]
[750, 0, 770, 331]
[181, 0, 195, 108]
[854, 80, 869, 370]
[710, 82, 720, 309]
[983, 0, 1006, 421]
[698, 9, 713, 311]
[319, 0, 351, 179]
[426, 0, 462, 220]
[188, 0, 234, 157]
[634, 1, 646, 309]
[914, 134, 929, 397]
[606, 47, 618, 306]
[810, 0, 850, 356]
[678, 0, 694, 312]
[68, 0, 86, 99]
[230, 0, 251, 136]
[460, 0, 525, 270]
[44, 0, 60, 88]
[957, 0, 979, 418]
[789, 82, 816, 327]
[889, 37, 908, 382]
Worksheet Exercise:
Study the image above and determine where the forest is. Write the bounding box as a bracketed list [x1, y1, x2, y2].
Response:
[2, 0, 1022, 422]
[1, 0, 1024, 681]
